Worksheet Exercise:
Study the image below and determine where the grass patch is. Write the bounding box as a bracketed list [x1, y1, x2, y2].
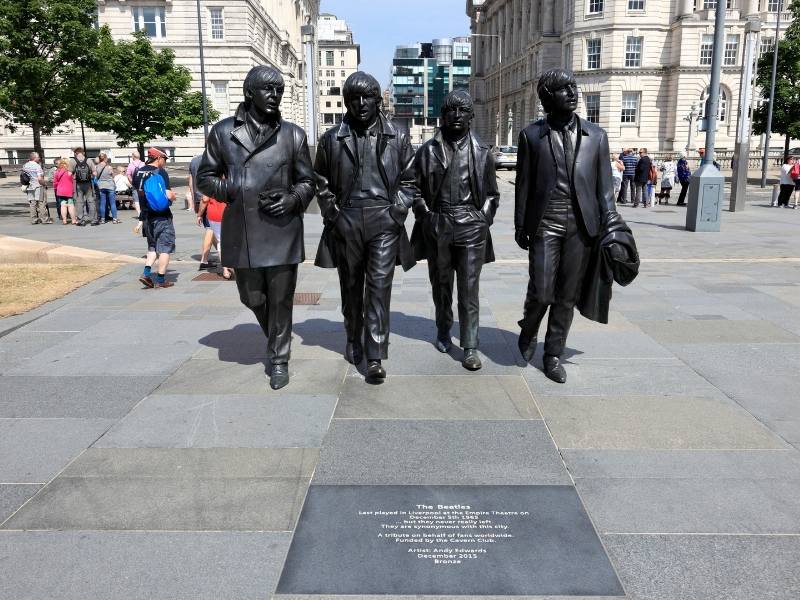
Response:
[0, 263, 120, 318]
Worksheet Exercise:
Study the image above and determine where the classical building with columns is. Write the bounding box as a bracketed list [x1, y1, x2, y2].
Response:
[1, 0, 319, 163]
[467, 0, 792, 154]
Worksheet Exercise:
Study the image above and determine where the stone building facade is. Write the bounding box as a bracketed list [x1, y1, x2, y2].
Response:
[316, 14, 360, 130]
[467, 0, 792, 153]
[1, 0, 319, 163]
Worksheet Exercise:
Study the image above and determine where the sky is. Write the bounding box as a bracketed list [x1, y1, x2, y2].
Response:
[319, 0, 471, 88]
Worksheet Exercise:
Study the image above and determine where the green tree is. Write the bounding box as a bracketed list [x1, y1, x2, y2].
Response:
[753, 0, 800, 160]
[0, 0, 103, 159]
[85, 31, 217, 157]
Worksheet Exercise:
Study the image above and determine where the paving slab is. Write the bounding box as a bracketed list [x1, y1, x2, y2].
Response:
[334, 375, 539, 420]
[154, 358, 347, 396]
[523, 360, 725, 398]
[0, 530, 292, 600]
[313, 420, 569, 485]
[276, 485, 624, 597]
[94, 394, 336, 448]
[0, 330, 82, 375]
[355, 341, 522, 375]
[665, 343, 800, 422]
[0, 418, 114, 482]
[562, 448, 800, 479]
[0, 484, 41, 523]
[538, 395, 787, 449]
[634, 319, 800, 344]
[603, 534, 800, 600]
[2, 448, 310, 531]
[540, 330, 675, 363]
[576, 477, 800, 534]
[0, 376, 162, 418]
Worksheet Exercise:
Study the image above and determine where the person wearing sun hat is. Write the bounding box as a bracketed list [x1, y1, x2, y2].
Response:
[133, 146, 177, 288]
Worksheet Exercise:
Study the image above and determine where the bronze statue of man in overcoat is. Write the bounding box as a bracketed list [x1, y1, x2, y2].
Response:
[314, 71, 416, 382]
[197, 65, 315, 390]
[514, 68, 619, 383]
[411, 90, 499, 370]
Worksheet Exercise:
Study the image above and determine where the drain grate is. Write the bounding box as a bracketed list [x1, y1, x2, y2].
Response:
[192, 272, 227, 281]
[294, 292, 321, 305]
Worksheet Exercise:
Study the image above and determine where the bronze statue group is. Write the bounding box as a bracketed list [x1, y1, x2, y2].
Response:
[196, 65, 639, 390]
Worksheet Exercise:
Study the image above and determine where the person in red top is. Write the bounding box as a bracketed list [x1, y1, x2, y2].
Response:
[52, 159, 76, 225]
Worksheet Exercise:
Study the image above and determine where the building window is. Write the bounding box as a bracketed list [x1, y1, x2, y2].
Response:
[132, 7, 166, 38]
[625, 36, 643, 67]
[586, 38, 601, 70]
[564, 43, 572, 69]
[341, 70, 346, 77]
[724, 34, 739, 65]
[325, 51, 334, 66]
[212, 81, 229, 115]
[699, 34, 714, 65]
[585, 93, 600, 123]
[209, 8, 223, 40]
[340, 60, 345, 66]
[759, 36, 775, 57]
[323, 113, 334, 124]
[767, 0, 781, 9]
[628, 0, 645, 8]
[700, 87, 728, 122]
[587, 0, 604, 13]
[565, 0, 575, 22]
[621, 92, 640, 123]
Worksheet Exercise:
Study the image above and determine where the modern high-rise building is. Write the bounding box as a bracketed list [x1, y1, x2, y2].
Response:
[390, 37, 472, 144]
[0, 0, 320, 163]
[316, 13, 360, 132]
[467, 0, 792, 153]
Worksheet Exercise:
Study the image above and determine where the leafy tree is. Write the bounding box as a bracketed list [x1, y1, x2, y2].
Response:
[753, 0, 800, 160]
[0, 0, 103, 159]
[85, 31, 217, 157]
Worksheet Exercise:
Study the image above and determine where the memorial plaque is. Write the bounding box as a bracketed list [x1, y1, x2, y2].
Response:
[276, 485, 624, 596]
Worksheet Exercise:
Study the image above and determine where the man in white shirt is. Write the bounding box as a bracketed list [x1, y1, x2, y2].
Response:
[22, 152, 52, 224]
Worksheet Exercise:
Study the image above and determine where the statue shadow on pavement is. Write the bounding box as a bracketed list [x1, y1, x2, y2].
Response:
[198, 312, 543, 369]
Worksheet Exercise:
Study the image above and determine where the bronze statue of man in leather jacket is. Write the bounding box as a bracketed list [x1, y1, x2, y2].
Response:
[314, 71, 416, 382]
[515, 68, 619, 383]
[411, 91, 499, 371]
[196, 65, 315, 390]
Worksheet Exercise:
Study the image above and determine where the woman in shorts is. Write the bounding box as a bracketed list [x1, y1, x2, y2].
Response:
[52, 159, 76, 225]
[198, 194, 232, 280]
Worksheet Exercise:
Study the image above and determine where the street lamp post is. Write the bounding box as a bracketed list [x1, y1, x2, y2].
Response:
[470, 33, 502, 146]
[195, 0, 209, 143]
[686, 0, 725, 231]
[684, 102, 699, 153]
[760, 0, 783, 187]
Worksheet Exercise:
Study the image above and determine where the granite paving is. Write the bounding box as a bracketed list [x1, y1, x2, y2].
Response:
[1, 177, 799, 598]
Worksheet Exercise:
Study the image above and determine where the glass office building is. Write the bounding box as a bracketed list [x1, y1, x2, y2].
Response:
[390, 37, 471, 144]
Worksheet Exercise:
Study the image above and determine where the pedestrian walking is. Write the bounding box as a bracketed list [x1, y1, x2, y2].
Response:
[95, 152, 120, 223]
[676, 152, 691, 206]
[658, 156, 677, 204]
[778, 156, 796, 208]
[618, 149, 636, 204]
[53, 159, 76, 225]
[189, 153, 217, 270]
[134, 147, 177, 288]
[198, 194, 232, 280]
[633, 148, 652, 207]
[611, 157, 624, 202]
[126, 150, 145, 216]
[71, 147, 97, 226]
[21, 152, 53, 224]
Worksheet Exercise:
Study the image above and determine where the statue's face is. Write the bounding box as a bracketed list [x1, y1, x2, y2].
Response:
[249, 82, 284, 117]
[549, 80, 578, 114]
[346, 93, 380, 126]
[442, 104, 474, 138]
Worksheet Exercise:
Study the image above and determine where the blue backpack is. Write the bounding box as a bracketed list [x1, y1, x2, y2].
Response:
[139, 170, 170, 212]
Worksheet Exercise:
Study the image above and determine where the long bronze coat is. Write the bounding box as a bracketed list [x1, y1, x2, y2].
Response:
[196, 104, 315, 269]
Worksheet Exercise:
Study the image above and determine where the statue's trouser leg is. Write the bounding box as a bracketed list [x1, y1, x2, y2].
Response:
[336, 206, 399, 361]
[236, 264, 298, 365]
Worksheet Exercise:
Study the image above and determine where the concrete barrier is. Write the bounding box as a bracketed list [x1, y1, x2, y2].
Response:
[0, 234, 139, 265]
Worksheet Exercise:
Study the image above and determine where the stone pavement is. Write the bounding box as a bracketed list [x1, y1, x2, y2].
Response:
[1, 173, 799, 599]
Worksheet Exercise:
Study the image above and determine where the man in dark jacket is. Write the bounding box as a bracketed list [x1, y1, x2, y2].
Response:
[633, 148, 652, 207]
[314, 71, 416, 382]
[197, 65, 315, 390]
[514, 68, 620, 383]
[411, 91, 499, 371]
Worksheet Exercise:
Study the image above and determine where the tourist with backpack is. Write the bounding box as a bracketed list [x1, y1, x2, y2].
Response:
[133, 146, 177, 288]
[21, 152, 53, 224]
[71, 147, 97, 226]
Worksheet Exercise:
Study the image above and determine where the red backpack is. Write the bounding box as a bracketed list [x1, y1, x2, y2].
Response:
[790, 162, 800, 180]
